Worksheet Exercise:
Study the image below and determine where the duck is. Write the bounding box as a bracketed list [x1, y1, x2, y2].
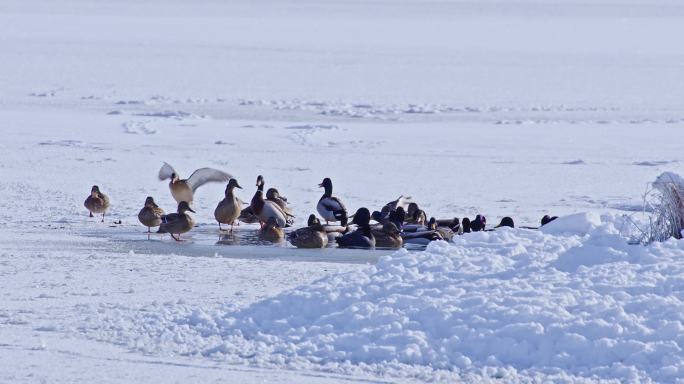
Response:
[84, 185, 110, 222]
[266, 187, 294, 226]
[138, 196, 164, 232]
[495, 216, 515, 228]
[541, 215, 558, 226]
[380, 195, 412, 215]
[461, 217, 472, 233]
[259, 217, 285, 243]
[288, 214, 329, 248]
[251, 175, 289, 228]
[158, 162, 232, 204]
[317, 178, 348, 226]
[430, 217, 454, 241]
[372, 222, 403, 248]
[402, 220, 443, 244]
[157, 201, 196, 241]
[214, 178, 243, 232]
[336, 207, 375, 249]
[471, 214, 486, 232]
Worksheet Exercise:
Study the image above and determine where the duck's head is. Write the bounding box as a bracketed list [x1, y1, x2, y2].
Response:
[227, 178, 242, 190]
[307, 214, 320, 226]
[407, 202, 419, 217]
[90, 185, 100, 196]
[177, 201, 196, 214]
[496, 216, 515, 228]
[352, 207, 371, 226]
[170, 173, 179, 182]
[428, 217, 436, 230]
[266, 188, 279, 200]
[256, 175, 264, 191]
[462, 217, 472, 233]
[371, 210, 384, 223]
[144, 196, 155, 206]
[319, 177, 335, 195]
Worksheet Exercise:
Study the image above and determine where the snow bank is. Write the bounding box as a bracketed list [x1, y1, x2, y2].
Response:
[86, 215, 684, 382]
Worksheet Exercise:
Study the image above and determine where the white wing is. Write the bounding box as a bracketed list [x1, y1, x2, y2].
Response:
[158, 162, 177, 180]
[186, 168, 232, 192]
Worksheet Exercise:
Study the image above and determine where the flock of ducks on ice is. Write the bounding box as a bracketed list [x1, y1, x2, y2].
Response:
[84, 163, 559, 249]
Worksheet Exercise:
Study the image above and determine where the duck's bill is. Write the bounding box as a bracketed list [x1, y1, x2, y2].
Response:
[188, 208, 196, 213]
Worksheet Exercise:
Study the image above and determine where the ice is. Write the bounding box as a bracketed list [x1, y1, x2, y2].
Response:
[2, 0, 684, 382]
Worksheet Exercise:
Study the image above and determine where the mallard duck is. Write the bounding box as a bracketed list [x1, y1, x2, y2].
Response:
[158, 162, 232, 204]
[372, 222, 403, 248]
[259, 217, 284, 243]
[84, 185, 110, 222]
[380, 195, 412, 215]
[541, 215, 558, 226]
[461, 217, 472, 233]
[288, 214, 329, 249]
[317, 178, 348, 226]
[157, 201, 196, 241]
[266, 187, 294, 226]
[214, 178, 243, 232]
[495, 217, 515, 228]
[251, 175, 289, 228]
[336, 207, 375, 249]
[138, 196, 164, 232]
[429, 217, 454, 241]
[471, 214, 486, 232]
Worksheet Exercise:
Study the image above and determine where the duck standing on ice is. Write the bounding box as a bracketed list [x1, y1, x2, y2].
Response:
[157, 201, 195, 241]
[317, 177, 348, 226]
[84, 185, 110, 222]
[138, 196, 164, 232]
[214, 178, 243, 232]
[158, 162, 232, 204]
[251, 175, 289, 228]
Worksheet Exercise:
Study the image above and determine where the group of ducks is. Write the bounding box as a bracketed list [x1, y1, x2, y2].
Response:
[84, 163, 559, 249]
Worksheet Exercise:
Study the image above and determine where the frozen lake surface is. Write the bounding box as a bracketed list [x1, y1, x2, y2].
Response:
[1, 0, 684, 382]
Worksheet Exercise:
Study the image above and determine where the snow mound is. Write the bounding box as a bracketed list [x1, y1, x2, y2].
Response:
[86, 217, 684, 382]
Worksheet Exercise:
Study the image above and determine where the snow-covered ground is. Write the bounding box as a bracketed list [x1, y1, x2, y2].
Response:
[2, 0, 684, 382]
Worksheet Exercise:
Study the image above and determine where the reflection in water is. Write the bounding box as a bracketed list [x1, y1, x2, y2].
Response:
[216, 230, 286, 247]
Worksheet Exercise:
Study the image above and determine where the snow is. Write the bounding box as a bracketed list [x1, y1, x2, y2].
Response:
[81, 217, 684, 382]
[2, 0, 684, 382]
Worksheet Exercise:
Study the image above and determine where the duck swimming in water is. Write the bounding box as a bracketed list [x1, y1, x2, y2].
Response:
[336, 207, 375, 249]
[317, 178, 348, 226]
[158, 162, 232, 204]
[288, 214, 329, 249]
[214, 178, 243, 232]
[84, 185, 110, 222]
[138, 196, 164, 232]
[157, 201, 195, 241]
[251, 175, 289, 228]
[259, 217, 285, 243]
[372, 222, 403, 248]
